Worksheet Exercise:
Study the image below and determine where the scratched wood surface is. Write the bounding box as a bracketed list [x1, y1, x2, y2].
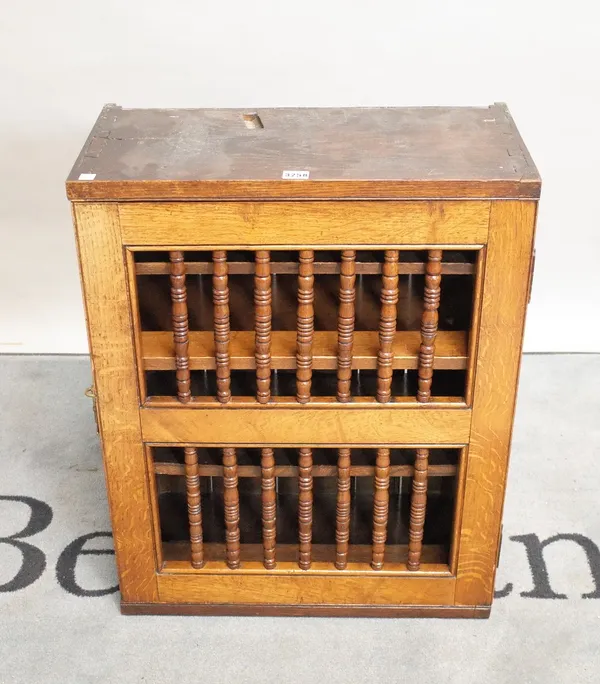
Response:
[69, 103, 539, 616]
[67, 104, 540, 200]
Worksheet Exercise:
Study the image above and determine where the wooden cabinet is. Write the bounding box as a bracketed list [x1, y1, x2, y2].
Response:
[67, 104, 540, 617]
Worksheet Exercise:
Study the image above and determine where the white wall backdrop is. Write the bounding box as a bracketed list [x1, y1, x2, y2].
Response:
[1, 1, 599, 353]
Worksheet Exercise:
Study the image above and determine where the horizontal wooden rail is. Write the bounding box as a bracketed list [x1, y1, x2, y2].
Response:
[141, 406, 471, 444]
[156, 571, 456, 604]
[142, 330, 468, 371]
[153, 462, 457, 478]
[119, 201, 490, 246]
[136, 260, 474, 276]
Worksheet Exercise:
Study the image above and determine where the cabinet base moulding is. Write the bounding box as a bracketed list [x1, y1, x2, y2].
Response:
[120, 601, 492, 618]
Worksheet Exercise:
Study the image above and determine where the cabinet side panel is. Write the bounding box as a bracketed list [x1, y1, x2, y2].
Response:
[455, 200, 537, 605]
[73, 203, 159, 602]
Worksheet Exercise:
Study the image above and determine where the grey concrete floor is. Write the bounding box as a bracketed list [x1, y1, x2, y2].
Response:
[0, 354, 599, 683]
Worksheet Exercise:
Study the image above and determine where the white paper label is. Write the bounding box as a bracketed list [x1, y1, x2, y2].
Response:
[282, 170, 310, 180]
[78, 173, 96, 180]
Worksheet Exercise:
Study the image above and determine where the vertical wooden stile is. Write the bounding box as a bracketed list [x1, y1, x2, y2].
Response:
[417, 249, 442, 402]
[183, 446, 204, 568]
[261, 447, 277, 569]
[254, 251, 272, 403]
[335, 448, 352, 570]
[298, 447, 313, 569]
[371, 448, 391, 570]
[337, 250, 356, 402]
[407, 448, 429, 570]
[169, 251, 191, 403]
[296, 250, 315, 403]
[376, 250, 399, 402]
[213, 251, 232, 403]
[222, 447, 241, 568]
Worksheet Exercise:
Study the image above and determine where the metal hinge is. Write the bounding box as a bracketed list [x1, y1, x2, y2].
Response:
[85, 385, 99, 433]
[527, 249, 536, 304]
[496, 525, 504, 567]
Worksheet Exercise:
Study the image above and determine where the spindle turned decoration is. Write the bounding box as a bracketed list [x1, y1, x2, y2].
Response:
[213, 250, 231, 404]
[337, 250, 356, 403]
[254, 251, 272, 404]
[69, 104, 540, 617]
[335, 448, 352, 570]
[222, 447, 241, 569]
[407, 448, 429, 570]
[183, 447, 204, 568]
[261, 447, 277, 569]
[376, 250, 399, 403]
[296, 250, 315, 404]
[169, 251, 191, 404]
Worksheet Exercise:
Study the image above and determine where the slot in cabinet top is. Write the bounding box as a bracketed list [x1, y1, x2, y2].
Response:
[67, 104, 540, 201]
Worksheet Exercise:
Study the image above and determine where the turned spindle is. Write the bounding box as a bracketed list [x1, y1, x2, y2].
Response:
[183, 447, 204, 568]
[261, 447, 277, 569]
[222, 447, 240, 568]
[417, 249, 442, 402]
[407, 448, 429, 570]
[169, 251, 191, 403]
[296, 250, 314, 404]
[298, 447, 313, 569]
[254, 251, 272, 403]
[376, 251, 399, 403]
[213, 251, 231, 403]
[337, 250, 356, 402]
[371, 448, 390, 570]
[335, 448, 352, 570]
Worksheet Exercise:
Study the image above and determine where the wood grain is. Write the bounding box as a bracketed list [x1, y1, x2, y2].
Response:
[296, 251, 314, 403]
[337, 250, 356, 402]
[465, 249, 486, 406]
[183, 447, 204, 568]
[376, 251, 399, 402]
[154, 462, 457, 478]
[455, 201, 537, 606]
[222, 447, 241, 569]
[407, 448, 429, 570]
[68, 104, 540, 201]
[417, 250, 442, 402]
[71, 106, 538, 615]
[118, 201, 491, 246]
[169, 251, 191, 403]
[261, 448, 277, 569]
[135, 258, 476, 277]
[141, 330, 469, 371]
[72, 203, 158, 603]
[122, 601, 489, 618]
[254, 250, 272, 403]
[298, 447, 313, 569]
[212, 251, 231, 403]
[157, 571, 455, 606]
[140, 406, 472, 445]
[335, 448, 352, 569]
[162, 541, 449, 572]
[371, 448, 391, 570]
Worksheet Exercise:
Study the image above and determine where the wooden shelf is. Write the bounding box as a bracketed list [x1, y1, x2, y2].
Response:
[142, 330, 468, 371]
[161, 542, 449, 572]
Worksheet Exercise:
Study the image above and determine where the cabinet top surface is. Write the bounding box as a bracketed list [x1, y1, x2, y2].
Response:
[66, 104, 540, 200]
